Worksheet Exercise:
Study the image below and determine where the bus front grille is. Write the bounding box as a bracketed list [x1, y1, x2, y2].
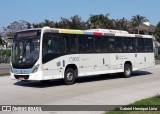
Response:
[14, 75, 29, 80]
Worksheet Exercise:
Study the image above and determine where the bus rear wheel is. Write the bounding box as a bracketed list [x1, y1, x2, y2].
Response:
[123, 64, 132, 78]
[64, 68, 76, 85]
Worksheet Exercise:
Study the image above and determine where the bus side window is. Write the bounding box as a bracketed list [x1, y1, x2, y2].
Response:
[109, 37, 115, 53]
[144, 39, 153, 52]
[94, 36, 102, 52]
[70, 35, 78, 53]
[62, 34, 70, 53]
[62, 34, 78, 54]
[110, 44, 114, 52]
[126, 38, 134, 53]
[115, 37, 122, 53]
[42, 34, 48, 56]
[42, 33, 64, 64]
[47, 35, 60, 54]
[47, 39, 53, 53]
[102, 37, 109, 52]
[94, 36, 108, 53]
[121, 37, 127, 53]
[138, 38, 144, 52]
[86, 36, 94, 52]
[134, 38, 138, 52]
[78, 35, 87, 53]
[127, 46, 133, 53]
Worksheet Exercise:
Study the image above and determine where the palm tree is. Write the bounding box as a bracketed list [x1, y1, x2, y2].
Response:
[98, 14, 111, 29]
[112, 17, 129, 31]
[88, 14, 110, 29]
[88, 14, 99, 28]
[70, 15, 87, 30]
[131, 14, 149, 34]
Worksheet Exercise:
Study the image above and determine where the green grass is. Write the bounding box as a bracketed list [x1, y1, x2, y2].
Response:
[105, 95, 160, 114]
[132, 96, 160, 105]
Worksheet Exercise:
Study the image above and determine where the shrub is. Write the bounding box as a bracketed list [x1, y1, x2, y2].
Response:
[1, 49, 11, 56]
[0, 49, 11, 63]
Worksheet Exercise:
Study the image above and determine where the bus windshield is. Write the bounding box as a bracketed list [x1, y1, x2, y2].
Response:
[12, 31, 41, 68]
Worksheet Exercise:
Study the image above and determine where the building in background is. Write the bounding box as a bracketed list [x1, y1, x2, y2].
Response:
[129, 22, 159, 54]
[129, 22, 155, 35]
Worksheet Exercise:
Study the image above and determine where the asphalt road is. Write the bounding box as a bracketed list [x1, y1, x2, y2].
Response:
[0, 65, 160, 114]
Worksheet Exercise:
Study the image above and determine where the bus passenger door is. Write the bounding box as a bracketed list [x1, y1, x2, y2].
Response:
[42, 33, 64, 80]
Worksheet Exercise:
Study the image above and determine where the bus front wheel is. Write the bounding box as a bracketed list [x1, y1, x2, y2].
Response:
[123, 64, 132, 78]
[64, 68, 76, 85]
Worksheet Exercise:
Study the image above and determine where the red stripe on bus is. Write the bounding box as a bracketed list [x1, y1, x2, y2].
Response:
[93, 32, 103, 36]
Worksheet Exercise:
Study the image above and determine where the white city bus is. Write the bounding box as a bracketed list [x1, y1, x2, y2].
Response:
[10, 27, 155, 85]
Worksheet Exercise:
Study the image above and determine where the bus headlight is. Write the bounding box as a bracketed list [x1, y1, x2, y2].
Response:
[32, 64, 39, 73]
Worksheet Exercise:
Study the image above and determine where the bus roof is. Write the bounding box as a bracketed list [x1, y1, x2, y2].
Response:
[48, 27, 153, 39]
[16, 27, 153, 39]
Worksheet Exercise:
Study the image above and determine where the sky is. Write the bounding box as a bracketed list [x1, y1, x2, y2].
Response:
[0, 0, 160, 30]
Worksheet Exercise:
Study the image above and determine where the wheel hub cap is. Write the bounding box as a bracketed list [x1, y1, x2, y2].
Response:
[67, 72, 73, 81]
[126, 68, 130, 75]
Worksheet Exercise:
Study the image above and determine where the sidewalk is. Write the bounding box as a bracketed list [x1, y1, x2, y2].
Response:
[0, 63, 10, 75]
[0, 63, 10, 67]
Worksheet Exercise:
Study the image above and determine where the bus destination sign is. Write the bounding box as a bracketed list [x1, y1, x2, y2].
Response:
[17, 31, 38, 38]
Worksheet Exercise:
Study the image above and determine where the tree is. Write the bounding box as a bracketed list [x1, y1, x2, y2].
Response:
[69, 15, 87, 30]
[33, 23, 43, 28]
[57, 15, 87, 29]
[155, 21, 160, 42]
[131, 14, 149, 34]
[88, 14, 99, 28]
[112, 18, 129, 31]
[88, 14, 111, 29]
[42, 19, 55, 27]
[3, 20, 31, 38]
[58, 17, 70, 29]
[33, 19, 55, 28]
[0, 33, 5, 46]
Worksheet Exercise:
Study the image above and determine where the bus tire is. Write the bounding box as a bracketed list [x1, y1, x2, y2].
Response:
[64, 68, 76, 85]
[123, 64, 132, 78]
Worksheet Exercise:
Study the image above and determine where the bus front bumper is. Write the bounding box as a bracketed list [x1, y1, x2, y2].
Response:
[11, 70, 44, 81]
